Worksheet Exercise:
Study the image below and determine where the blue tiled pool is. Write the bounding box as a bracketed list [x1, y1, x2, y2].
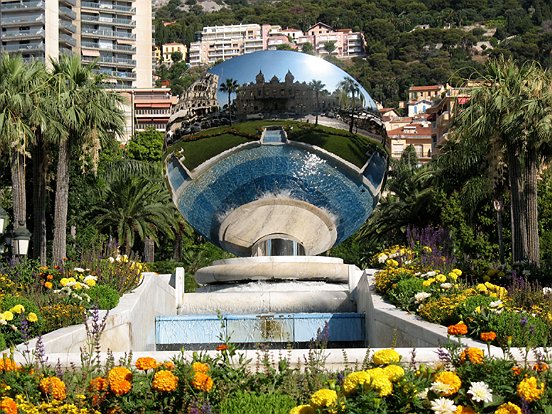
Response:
[167, 145, 383, 252]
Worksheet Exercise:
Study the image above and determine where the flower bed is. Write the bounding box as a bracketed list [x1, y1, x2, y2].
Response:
[2, 337, 552, 413]
[372, 245, 552, 348]
[0, 255, 146, 350]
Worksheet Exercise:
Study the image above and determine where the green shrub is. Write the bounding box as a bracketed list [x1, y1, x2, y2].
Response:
[0, 295, 43, 345]
[453, 294, 494, 326]
[39, 303, 86, 333]
[417, 292, 473, 326]
[0, 333, 5, 351]
[387, 277, 425, 312]
[86, 285, 120, 309]
[487, 311, 549, 348]
[219, 391, 296, 414]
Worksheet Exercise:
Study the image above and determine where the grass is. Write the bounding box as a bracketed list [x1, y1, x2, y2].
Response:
[167, 120, 384, 171]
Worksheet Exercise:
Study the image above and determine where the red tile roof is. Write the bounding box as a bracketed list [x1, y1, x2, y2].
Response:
[409, 85, 442, 91]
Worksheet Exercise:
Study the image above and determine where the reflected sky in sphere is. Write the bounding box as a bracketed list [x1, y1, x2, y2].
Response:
[209, 50, 377, 111]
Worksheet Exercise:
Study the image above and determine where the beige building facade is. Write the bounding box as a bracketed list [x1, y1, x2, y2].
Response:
[0, 0, 153, 88]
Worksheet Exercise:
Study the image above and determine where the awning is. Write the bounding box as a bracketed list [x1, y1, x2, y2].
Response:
[82, 49, 100, 57]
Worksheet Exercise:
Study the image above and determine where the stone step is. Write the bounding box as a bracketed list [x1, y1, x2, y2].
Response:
[156, 312, 365, 351]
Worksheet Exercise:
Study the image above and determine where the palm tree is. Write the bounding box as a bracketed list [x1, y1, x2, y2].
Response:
[309, 80, 326, 125]
[338, 77, 361, 133]
[0, 54, 46, 236]
[451, 56, 552, 267]
[219, 78, 238, 124]
[90, 176, 178, 256]
[50, 56, 125, 262]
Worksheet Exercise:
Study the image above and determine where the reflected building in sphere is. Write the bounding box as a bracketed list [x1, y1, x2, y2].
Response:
[235, 70, 336, 118]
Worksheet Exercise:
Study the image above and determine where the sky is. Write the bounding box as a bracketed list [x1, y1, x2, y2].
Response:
[208, 50, 376, 109]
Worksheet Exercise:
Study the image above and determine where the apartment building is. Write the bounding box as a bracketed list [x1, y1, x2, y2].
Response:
[158, 42, 186, 65]
[0, 0, 153, 88]
[406, 85, 446, 117]
[116, 87, 177, 143]
[188, 22, 365, 66]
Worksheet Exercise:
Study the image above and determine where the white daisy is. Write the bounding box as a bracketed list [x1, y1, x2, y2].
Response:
[430, 381, 453, 395]
[414, 292, 431, 304]
[430, 397, 457, 414]
[467, 381, 493, 403]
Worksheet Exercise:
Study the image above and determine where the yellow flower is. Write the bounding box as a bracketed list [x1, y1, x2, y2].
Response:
[476, 283, 488, 293]
[434, 371, 461, 396]
[27, 312, 38, 323]
[85, 278, 96, 287]
[2, 311, 14, 321]
[495, 402, 522, 414]
[452, 268, 462, 276]
[456, 406, 476, 414]
[44, 281, 53, 289]
[372, 349, 401, 365]
[343, 371, 371, 395]
[152, 370, 178, 392]
[517, 376, 545, 402]
[310, 389, 338, 409]
[289, 405, 315, 414]
[383, 364, 405, 382]
[10, 304, 25, 314]
[370, 375, 393, 396]
[436, 274, 447, 283]
[60, 278, 69, 287]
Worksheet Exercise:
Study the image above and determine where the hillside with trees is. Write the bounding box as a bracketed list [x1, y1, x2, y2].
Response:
[153, 0, 552, 107]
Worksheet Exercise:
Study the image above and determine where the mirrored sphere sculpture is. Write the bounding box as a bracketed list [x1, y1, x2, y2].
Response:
[165, 50, 388, 258]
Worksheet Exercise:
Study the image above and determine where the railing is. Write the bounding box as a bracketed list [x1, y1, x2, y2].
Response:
[0, 0, 43, 10]
[81, 1, 135, 13]
[59, 6, 76, 19]
[1, 15, 44, 24]
[59, 21, 77, 33]
[81, 41, 135, 52]
[2, 42, 44, 52]
[82, 29, 135, 39]
[1, 28, 44, 40]
[84, 55, 136, 66]
[81, 14, 135, 26]
[99, 69, 136, 79]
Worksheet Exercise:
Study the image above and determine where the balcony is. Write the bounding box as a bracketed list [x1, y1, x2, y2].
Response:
[81, 1, 135, 14]
[1, 14, 44, 26]
[59, 21, 77, 33]
[2, 42, 45, 52]
[59, 33, 76, 47]
[1, 28, 44, 41]
[81, 14, 135, 27]
[59, 6, 76, 19]
[0, 0, 43, 11]
[82, 28, 135, 40]
[99, 68, 136, 79]
[89, 55, 136, 67]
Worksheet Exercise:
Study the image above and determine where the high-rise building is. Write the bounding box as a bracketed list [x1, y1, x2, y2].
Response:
[0, 0, 152, 88]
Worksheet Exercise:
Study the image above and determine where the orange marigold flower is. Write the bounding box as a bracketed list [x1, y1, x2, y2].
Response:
[39, 376, 67, 400]
[456, 406, 476, 414]
[533, 362, 549, 372]
[447, 322, 468, 336]
[459, 348, 484, 365]
[88, 377, 108, 393]
[108, 366, 133, 396]
[110, 379, 132, 396]
[44, 281, 53, 289]
[47, 274, 54, 280]
[191, 372, 214, 392]
[0, 397, 17, 414]
[480, 331, 497, 342]
[152, 370, 178, 392]
[517, 376, 545, 402]
[216, 344, 228, 351]
[135, 357, 158, 371]
[495, 402, 522, 414]
[512, 366, 523, 376]
[0, 357, 18, 372]
[162, 361, 175, 370]
[434, 371, 462, 396]
[192, 361, 209, 374]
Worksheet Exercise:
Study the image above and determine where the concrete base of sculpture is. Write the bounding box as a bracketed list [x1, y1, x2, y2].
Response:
[194, 256, 355, 285]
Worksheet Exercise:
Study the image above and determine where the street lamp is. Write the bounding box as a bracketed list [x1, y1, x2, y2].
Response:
[0, 206, 7, 235]
[12, 221, 31, 256]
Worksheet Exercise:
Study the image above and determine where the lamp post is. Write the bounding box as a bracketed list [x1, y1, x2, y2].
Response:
[12, 221, 31, 256]
[0, 206, 7, 235]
